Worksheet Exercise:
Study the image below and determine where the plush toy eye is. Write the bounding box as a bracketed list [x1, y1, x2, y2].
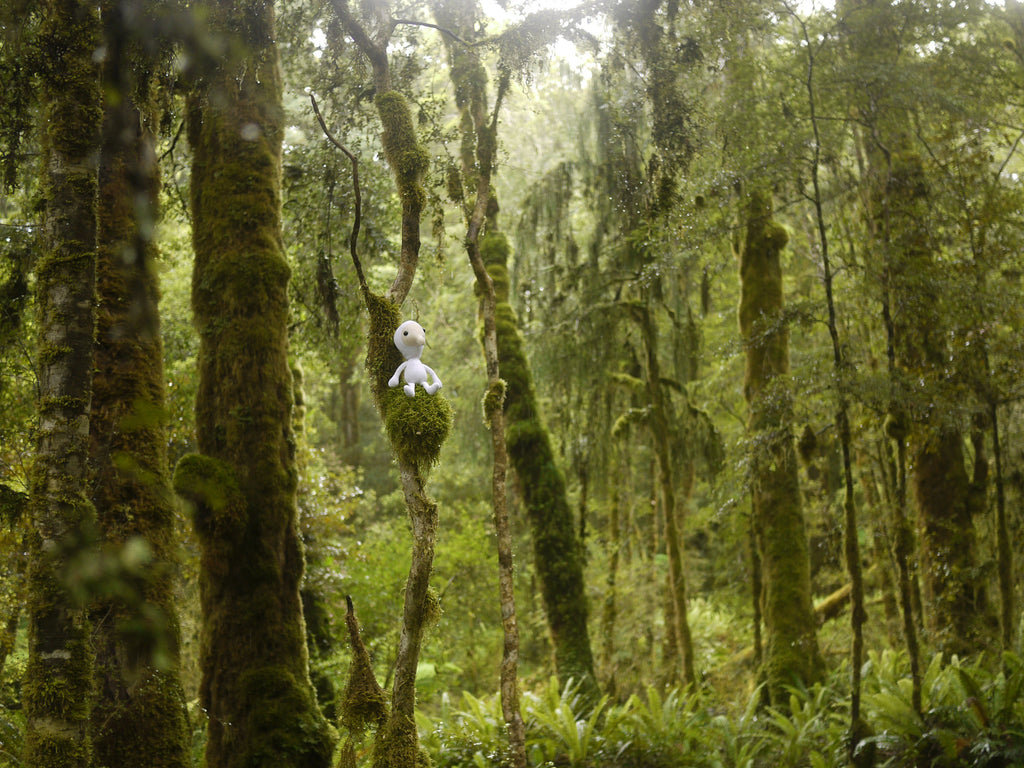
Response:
[403, 330, 408, 336]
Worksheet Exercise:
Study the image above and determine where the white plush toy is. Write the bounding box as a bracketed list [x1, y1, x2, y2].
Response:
[388, 320, 442, 397]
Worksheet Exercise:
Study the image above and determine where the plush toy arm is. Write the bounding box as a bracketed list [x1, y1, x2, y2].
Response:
[388, 362, 407, 388]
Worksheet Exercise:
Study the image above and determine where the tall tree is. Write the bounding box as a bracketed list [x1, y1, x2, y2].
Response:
[838, 0, 993, 655]
[433, 0, 527, 762]
[737, 188, 823, 703]
[172, 0, 335, 765]
[485, 224, 600, 703]
[88, 2, 190, 765]
[23, 0, 102, 765]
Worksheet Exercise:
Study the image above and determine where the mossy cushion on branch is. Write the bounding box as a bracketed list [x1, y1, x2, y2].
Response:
[171, 454, 246, 538]
[383, 387, 452, 467]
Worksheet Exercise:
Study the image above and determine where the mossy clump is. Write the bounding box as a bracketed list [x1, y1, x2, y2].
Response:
[171, 454, 246, 538]
[481, 380, 506, 422]
[383, 388, 453, 467]
[0, 484, 27, 526]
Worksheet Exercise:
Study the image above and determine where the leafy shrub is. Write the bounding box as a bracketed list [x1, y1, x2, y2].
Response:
[860, 650, 1024, 767]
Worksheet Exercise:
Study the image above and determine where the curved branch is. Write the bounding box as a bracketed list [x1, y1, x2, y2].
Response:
[310, 93, 366, 293]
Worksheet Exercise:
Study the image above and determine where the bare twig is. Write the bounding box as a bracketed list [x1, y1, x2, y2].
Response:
[310, 93, 366, 292]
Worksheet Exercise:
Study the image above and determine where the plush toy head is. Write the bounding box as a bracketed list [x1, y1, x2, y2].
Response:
[388, 320, 442, 397]
[394, 320, 426, 360]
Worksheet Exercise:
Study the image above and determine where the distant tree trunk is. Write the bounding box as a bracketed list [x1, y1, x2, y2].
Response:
[839, 0, 992, 658]
[173, 1, 334, 766]
[634, 303, 696, 689]
[89, 3, 190, 765]
[737, 189, 823, 704]
[882, 150, 991, 656]
[23, 2, 101, 766]
[483, 231, 600, 703]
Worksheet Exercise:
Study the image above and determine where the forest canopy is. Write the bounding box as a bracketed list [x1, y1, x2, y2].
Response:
[1, 0, 1024, 766]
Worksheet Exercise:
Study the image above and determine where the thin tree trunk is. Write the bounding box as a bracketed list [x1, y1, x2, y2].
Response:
[89, 3, 190, 764]
[635, 303, 696, 689]
[797, 23, 867, 753]
[24, 1, 101, 765]
[174, 2, 334, 765]
[435, 11, 528, 759]
[484, 233, 600, 703]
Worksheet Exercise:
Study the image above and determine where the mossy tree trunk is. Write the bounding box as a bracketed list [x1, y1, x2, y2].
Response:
[174, 1, 334, 766]
[883, 150, 991, 656]
[435, 2, 527, 760]
[737, 189, 823, 705]
[24, 1, 102, 765]
[89, 3, 190, 765]
[839, 0, 993, 655]
[325, 5, 453, 766]
[482, 230, 600, 704]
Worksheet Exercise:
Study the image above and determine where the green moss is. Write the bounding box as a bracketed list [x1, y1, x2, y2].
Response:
[375, 91, 429, 197]
[481, 380, 506, 421]
[171, 454, 246, 537]
[483, 226, 599, 702]
[383, 387, 453, 467]
[363, 290, 404, 410]
[237, 667, 337, 768]
[0, 484, 27, 525]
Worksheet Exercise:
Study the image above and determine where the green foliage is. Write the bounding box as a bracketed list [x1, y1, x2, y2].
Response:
[860, 651, 1024, 767]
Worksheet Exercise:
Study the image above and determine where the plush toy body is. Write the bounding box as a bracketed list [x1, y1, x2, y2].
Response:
[388, 320, 442, 397]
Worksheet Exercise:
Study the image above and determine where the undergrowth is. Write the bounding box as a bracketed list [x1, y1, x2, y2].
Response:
[417, 651, 1024, 768]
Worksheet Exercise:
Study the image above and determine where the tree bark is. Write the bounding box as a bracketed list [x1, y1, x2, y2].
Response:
[634, 303, 696, 689]
[174, 1, 334, 765]
[434, 4, 528, 760]
[23, 1, 102, 765]
[737, 189, 823, 704]
[89, 3, 190, 764]
[483, 233, 600, 704]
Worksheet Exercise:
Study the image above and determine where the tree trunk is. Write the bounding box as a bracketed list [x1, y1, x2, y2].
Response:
[23, 1, 102, 765]
[89, 3, 190, 764]
[635, 303, 696, 689]
[737, 189, 823, 704]
[434, 6, 528, 760]
[839, 0, 993, 658]
[173, 2, 334, 765]
[483, 232, 600, 704]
